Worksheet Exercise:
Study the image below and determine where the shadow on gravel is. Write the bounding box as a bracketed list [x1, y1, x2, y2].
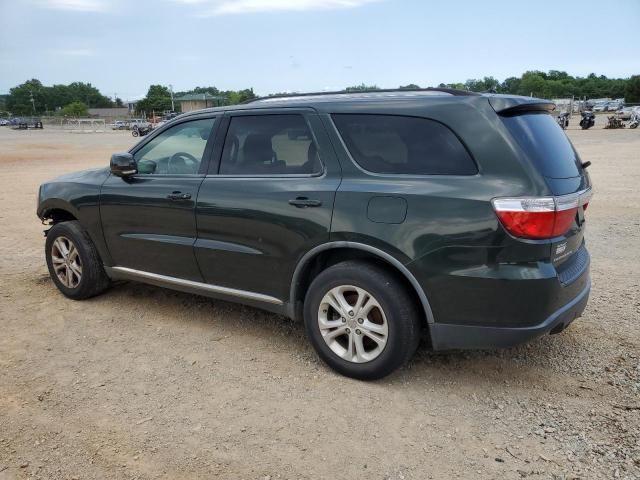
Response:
[65, 280, 596, 385]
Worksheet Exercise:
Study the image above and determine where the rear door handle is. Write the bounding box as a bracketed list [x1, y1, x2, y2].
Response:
[167, 191, 191, 200]
[288, 197, 322, 208]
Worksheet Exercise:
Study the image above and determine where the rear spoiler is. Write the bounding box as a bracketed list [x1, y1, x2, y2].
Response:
[485, 94, 556, 115]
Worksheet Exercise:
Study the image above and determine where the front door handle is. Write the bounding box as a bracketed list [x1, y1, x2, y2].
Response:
[288, 197, 322, 208]
[167, 191, 191, 200]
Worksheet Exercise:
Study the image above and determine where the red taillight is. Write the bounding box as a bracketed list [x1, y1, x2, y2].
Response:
[492, 190, 591, 240]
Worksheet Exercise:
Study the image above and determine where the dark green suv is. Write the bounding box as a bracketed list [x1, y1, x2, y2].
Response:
[37, 89, 592, 379]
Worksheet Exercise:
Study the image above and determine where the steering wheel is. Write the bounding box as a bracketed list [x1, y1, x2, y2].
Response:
[167, 151, 198, 174]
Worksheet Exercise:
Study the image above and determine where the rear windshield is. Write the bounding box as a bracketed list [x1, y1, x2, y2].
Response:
[501, 112, 582, 179]
[332, 114, 477, 175]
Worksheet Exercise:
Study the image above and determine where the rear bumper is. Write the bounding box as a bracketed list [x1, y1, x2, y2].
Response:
[429, 278, 590, 350]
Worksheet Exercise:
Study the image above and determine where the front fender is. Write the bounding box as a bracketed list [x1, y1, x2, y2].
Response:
[37, 178, 112, 266]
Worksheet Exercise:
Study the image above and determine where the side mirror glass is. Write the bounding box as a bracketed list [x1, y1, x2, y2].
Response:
[110, 152, 137, 177]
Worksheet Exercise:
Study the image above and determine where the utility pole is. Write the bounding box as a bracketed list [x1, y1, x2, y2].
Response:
[169, 84, 175, 112]
[30, 90, 36, 114]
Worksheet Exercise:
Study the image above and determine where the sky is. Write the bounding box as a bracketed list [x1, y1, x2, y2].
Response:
[0, 0, 639, 100]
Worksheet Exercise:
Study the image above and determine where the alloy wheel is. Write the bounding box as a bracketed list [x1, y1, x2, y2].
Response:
[317, 285, 388, 363]
[51, 236, 82, 289]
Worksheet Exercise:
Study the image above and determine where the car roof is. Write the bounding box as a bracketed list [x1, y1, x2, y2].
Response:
[177, 89, 554, 118]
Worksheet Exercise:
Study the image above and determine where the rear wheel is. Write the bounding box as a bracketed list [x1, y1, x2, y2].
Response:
[45, 221, 111, 300]
[304, 261, 421, 380]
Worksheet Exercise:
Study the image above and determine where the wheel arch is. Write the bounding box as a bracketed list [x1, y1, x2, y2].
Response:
[289, 242, 435, 326]
[38, 199, 80, 224]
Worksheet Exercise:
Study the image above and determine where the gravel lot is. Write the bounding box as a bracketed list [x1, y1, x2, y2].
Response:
[1, 117, 639, 480]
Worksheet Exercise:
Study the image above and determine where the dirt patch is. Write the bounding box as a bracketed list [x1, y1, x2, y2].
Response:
[0, 118, 639, 479]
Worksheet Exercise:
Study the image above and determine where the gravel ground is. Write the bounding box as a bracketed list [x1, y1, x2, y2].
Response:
[0, 117, 639, 480]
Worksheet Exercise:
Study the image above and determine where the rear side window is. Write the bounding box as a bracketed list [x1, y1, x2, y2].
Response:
[501, 112, 582, 179]
[332, 114, 477, 175]
[219, 115, 322, 175]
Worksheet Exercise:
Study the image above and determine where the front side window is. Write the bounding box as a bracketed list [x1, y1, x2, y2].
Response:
[332, 114, 477, 175]
[133, 118, 215, 175]
[219, 115, 322, 175]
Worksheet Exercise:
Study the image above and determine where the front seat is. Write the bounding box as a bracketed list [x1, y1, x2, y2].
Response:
[241, 134, 274, 174]
[302, 142, 322, 174]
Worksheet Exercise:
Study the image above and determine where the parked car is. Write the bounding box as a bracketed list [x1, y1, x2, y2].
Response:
[127, 119, 151, 130]
[616, 107, 634, 120]
[111, 120, 127, 130]
[36, 89, 592, 380]
[0, 118, 9, 126]
[592, 102, 607, 112]
[606, 101, 622, 112]
[10, 117, 43, 129]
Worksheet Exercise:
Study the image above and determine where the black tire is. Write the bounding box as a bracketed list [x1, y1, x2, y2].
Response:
[304, 261, 421, 380]
[45, 221, 111, 300]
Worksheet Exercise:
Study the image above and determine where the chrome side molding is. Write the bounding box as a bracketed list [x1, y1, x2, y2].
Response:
[109, 266, 283, 305]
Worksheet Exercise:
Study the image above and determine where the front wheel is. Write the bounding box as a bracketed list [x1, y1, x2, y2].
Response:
[304, 261, 421, 380]
[45, 221, 111, 300]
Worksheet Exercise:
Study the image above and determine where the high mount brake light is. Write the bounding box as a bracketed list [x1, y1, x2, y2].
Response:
[492, 189, 592, 240]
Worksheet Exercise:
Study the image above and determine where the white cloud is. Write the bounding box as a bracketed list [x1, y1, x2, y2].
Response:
[173, 0, 380, 15]
[36, 0, 109, 12]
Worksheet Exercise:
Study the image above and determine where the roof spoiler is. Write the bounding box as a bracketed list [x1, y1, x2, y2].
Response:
[487, 95, 556, 115]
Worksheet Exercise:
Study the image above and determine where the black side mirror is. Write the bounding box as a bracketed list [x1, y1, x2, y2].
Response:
[110, 152, 137, 177]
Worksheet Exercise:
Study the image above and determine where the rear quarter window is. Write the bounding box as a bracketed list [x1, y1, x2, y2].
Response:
[501, 112, 582, 179]
[332, 114, 477, 175]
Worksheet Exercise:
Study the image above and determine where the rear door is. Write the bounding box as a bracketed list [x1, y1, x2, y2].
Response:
[100, 115, 218, 281]
[194, 109, 341, 301]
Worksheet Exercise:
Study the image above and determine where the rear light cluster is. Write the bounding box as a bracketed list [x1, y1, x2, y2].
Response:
[492, 189, 592, 240]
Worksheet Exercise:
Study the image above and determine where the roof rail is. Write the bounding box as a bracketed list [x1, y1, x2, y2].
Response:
[243, 87, 480, 104]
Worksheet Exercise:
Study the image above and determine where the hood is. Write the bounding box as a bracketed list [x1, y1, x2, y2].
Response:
[50, 166, 110, 183]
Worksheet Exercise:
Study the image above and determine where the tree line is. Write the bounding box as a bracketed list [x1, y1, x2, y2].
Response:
[437, 71, 638, 101]
[3, 71, 639, 116]
[3, 79, 117, 116]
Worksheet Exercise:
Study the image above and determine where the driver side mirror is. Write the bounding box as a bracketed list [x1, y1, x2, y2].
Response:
[110, 152, 137, 177]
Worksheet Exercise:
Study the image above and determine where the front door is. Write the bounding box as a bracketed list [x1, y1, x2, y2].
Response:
[101, 116, 217, 281]
[195, 111, 341, 301]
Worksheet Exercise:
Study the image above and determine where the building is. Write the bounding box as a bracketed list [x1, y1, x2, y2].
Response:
[176, 93, 225, 112]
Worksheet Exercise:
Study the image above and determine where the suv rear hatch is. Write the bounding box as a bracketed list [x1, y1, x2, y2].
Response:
[491, 100, 592, 271]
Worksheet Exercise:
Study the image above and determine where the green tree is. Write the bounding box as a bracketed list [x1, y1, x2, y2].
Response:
[6, 79, 46, 115]
[624, 75, 640, 102]
[518, 72, 547, 97]
[344, 83, 380, 92]
[61, 101, 88, 117]
[224, 88, 256, 104]
[6, 79, 114, 114]
[399, 83, 421, 90]
[500, 76, 521, 94]
[464, 77, 500, 92]
[136, 85, 173, 114]
[437, 82, 466, 90]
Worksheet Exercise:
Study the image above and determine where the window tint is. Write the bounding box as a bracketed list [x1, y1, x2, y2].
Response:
[332, 114, 477, 175]
[219, 115, 322, 175]
[501, 112, 582, 179]
[133, 118, 215, 175]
